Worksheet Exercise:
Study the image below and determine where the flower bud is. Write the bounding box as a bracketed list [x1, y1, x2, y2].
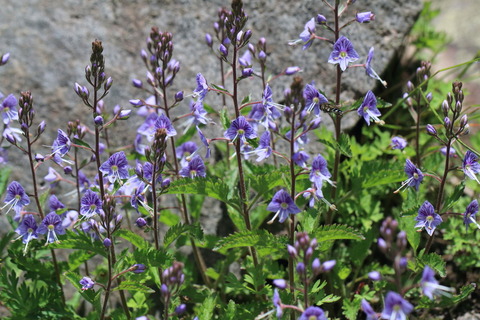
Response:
[129, 99, 143, 106]
[242, 68, 254, 77]
[460, 114, 468, 128]
[118, 110, 132, 120]
[219, 44, 228, 57]
[136, 217, 147, 228]
[175, 91, 184, 102]
[64, 166, 73, 174]
[316, 14, 327, 24]
[132, 263, 146, 274]
[377, 238, 387, 250]
[287, 244, 297, 258]
[368, 271, 381, 281]
[104, 77, 113, 91]
[94, 116, 104, 126]
[406, 81, 414, 92]
[35, 153, 45, 162]
[426, 92, 433, 102]
[37, 120, 46, 135]
[356, 12, 375, 23]
[103, 238, 112, 248]
[273, 279, 287, 289]
[426, 124, 437, 136]
[296, 262, 305, 274]
[312, 258, 321, 274]
[258, 50, 266, 61]
[321, 260, 336, 272]
[0, 52, 10, 66]
[444, 117, 451, 129]
[5, 133, 16, 145]
[132, 79, 143, 88]
[455, 101, 462, 114]
[285, 66, 301, 75]
[161, 178, 171, 188]
[175, 304, 187, 316]
[205, 33, 213, 47]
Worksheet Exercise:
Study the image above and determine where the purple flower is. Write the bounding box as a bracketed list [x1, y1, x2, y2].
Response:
[304, 83, 328, 116]
[155, 114, 177, 138]
[415, 201, 443, 236]
[131, 263, 146, 273]
[15, 214, 38, 254]
[80, 189, 103, 218]
[100, 151, 130, 183]
[365, 47, 387, 87]
[137, 113, 159, 141]
[249, 85, 281, 130]
[252, 130, 272, 162]
[328, 36, 359, 71]
[52, 129, 71, 157]
[224, 116, 257, 143]
[357, 91, 381, 126]
[2, 181, 30, 215]
[356, 12, 375, 23]
[299, 306, 326, 320]
[193, 73, 208, 101]
[197, 126, 211, 158]
[49, 194, 65, 211]
[463, 199, 480, 231]
[176, 141, 199, 166]
[179, 155, 206, 178]
[381, 291, 413, 320]
[267, 189, 301, 223]
[37, 212, 66, 243]
[299, 18, 316, 50]
[272, 289, 283, 319]
[293, 151, 310, 168]
[80, 277, 95, 290]
[309, 154, 333, 190]
[403, 159, 423, 191]
[1, 94, 18, 125]
[421, 266, 454, 300]
[463, 150, 480, 183]
[391, 136, 407, 150]
[361, 299, 378, 320]
[368, 271, 381, 281]
[273, 279, 287, 289]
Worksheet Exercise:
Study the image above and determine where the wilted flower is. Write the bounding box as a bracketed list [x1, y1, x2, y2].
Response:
[193, 73, 208, 101]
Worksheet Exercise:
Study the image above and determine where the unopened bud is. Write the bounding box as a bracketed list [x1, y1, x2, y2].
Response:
[273, 279, 287, 289]
[136, 217, 147, 228]
[205, 33, 213, 47]
[175, 91, 184, 102]
[132, 79, 143, 88]
[175, 304, 187, 316]
[368, 271, 381, 281]
[219, 44, 228, 57]
[460, 114, 468, 128]
[426, 124, 437, 136]
[0, 53, 10, 65]
[406, 81, 414, 92]
[321, 260, 336, 272]
[161, 178, 171, 188]
[426, 92, 433, 102]
[316, 14, 327, 24]
[94, 116, 104, 126]
[103, 238, 112, 247]
[296, 262, 305, 274]
[35, 153, 44, 162]
[241, 67, 254, 77]
[444, 117, 451, 129]
[285, 66, 301, 75]
[64, 166, 73, 174]
[442, 100, 449, 116]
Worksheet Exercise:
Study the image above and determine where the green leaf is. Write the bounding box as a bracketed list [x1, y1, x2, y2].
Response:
[113, 281, 154, 293]
[67, 250, 97, 271]
[312, 224, 365, 243]
[399, 215, 420, 252]
[418, 252, 446, 277]
[211, 83, 230, 94]
[116, 229, 150, 250]
[175, 124, 197, 145]
[49, 230, 107, 257]
[213, 230, 288, 257]
[360, 160, 405, 188]
[72, 138, 93, 150]
[224, 300, 237, 320]
[338, 133, 352, 157]
[220, 107, 231, 130]
[0, 166, 11, 195]
[163, 223, 204, 247]
[196, 293, 216, 320]
[443, 182, 465, 211]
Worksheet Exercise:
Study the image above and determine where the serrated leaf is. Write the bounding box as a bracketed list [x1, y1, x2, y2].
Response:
[72, 138, 93, 150]
[163, 223, 204, 247]
[443, 182, 465, 210]
[224, 300, 237, 320]
[220, 107, 231, 130]
[312, 224, 365, 243]
[116, 229, 149, 250]
[210, 83, 230, 94]
[418, 252, 446, 277]
[67, 250, 96, 271]
[316, 294, 341, 304]
[113, 281, 154, 293]
[338, 133, 352, 157]
[196, 294, 216, 320]
[213, 230, 288, 257]
[49, 230, 107, 257]
[360, 160, 405, 188]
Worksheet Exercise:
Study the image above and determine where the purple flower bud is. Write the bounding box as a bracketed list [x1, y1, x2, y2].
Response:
[205, 33, 213, 47]
[103, 238, 112, 247]
[426, 92, 433, 102]
[64, 166, 73, 174]
[0, 53, 10, 65]
[460, 114, 468, 128]
[426, 124, 437, 136]
[242, 68, 254, 77]
[316, 14, 327, 24]
[219, 44, 228, 57]
[285, 66, 301, 75]
[116, 214, 123, 223]
[94, 116, 104, 126]
[305, 247, 313, 260]
[321, 260, 336, 272]
[378, 237, 387, 250]
[175, 304, 187, 316]
[356, 12, 375, 23]
[5, 133, 16, 145]
[287, 244, 297, 258]
[312, 258, 321, 274]
[175, 91, 184, 102]
[38, 121, 46, 134]
[444, 117, 451, 129]
[273, 279, 288, 289]
[132, 79, 143, 88]
[129, 99, 142, 106]
[399, 257, 408, 269]
[105, 77, 113, 90]
[136, 217, 147, 228]
[296, 262, 305, 274]
[132, 263, 146, 274]
[258, 50, 266, 61]
[308, 117, 322, 130]
[368, 271, 381, 281]
[406, 81, 414, 92]
[118, 110, 132, 120]
[442, 100, 449, 116]
[35, 153, 45, 162]
[161, 178, 171, 188]
[284, 106, 292, 118]
[161, 283, 169, 296]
